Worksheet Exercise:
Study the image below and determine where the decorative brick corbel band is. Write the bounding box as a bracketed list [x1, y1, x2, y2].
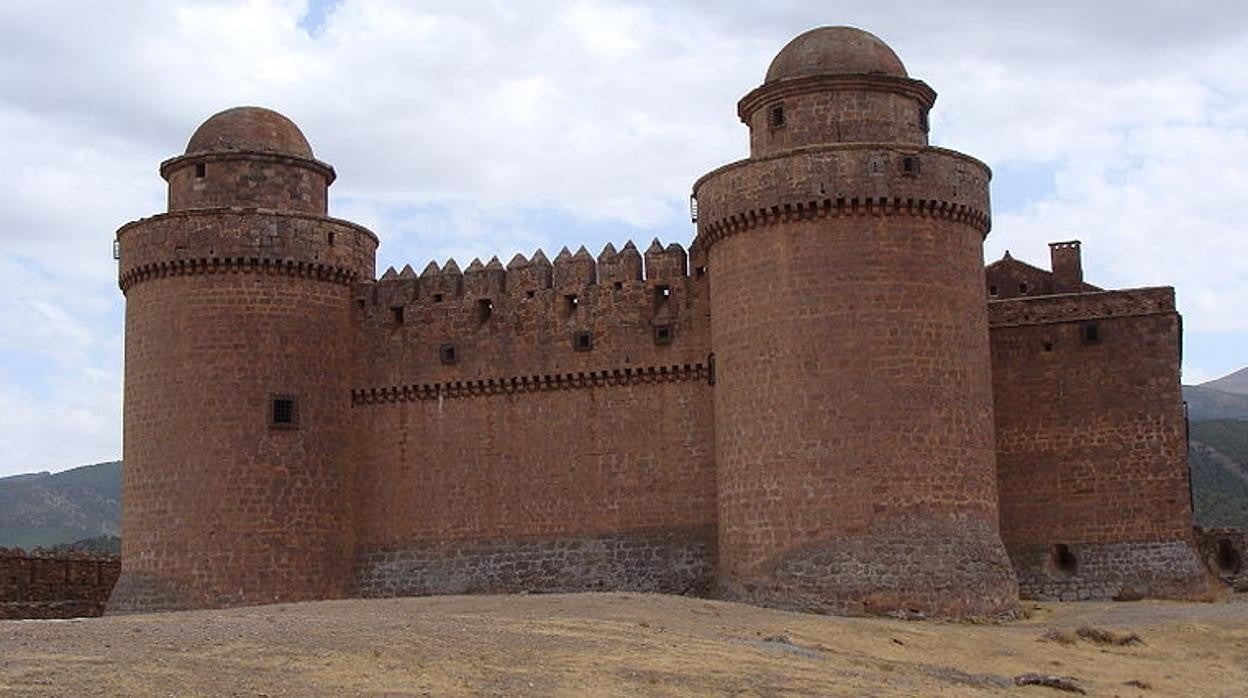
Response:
[119, 256, 362, 292]
[352, 361, 712, 406]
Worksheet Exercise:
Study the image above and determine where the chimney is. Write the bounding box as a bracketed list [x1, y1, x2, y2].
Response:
[1049, 240, 1083, 293]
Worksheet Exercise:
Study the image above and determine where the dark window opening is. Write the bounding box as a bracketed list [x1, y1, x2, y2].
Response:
[654, 324, 673, 345]
[695, 266, 707, 278]
[654, 285, 671, 306]
[573, 330, 593, 352]
[328, 231, 335, 246]
[1042, 340, 1054, 352]
[356, 299, 366, 310]
[432, 293, 444, 303]
[565, 294, 579, 316]
[270, 395, 297, 429]
[1050, 544, 1077, 574]
[1216, 539, 1242, 574]
[1081, 322, 1101, 345]
[902, 156, 920, 176]
[613, 281, 624, 291]
[439, 344, 458, 364]
[390, 306, 404, 325]
[989, 285, 998, 297]
[477, 298, 493, 324]
[768, 103, 785, 129]
[195, 162, 206, 178]
[1018, 281, 1029, 294]
[526, 290, 536, 299]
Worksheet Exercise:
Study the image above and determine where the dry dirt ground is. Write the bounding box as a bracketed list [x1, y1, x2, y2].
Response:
[2, 593, 1247, 696]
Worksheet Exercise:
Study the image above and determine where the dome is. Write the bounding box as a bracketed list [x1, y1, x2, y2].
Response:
[765, 26, 907, 83]
[185, 106, 314, 158]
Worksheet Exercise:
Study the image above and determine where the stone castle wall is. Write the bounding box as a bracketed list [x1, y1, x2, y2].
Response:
[989, 288, 1212, 600]
[0, 549, 120, 619]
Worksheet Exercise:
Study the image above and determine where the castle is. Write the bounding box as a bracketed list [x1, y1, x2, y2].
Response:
[108, 26, 1214, 616]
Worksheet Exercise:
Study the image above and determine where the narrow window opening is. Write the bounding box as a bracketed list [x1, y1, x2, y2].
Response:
[1042, 340, 1054, 352]
[526, 290, 536, 299]
[768, 103, 785, 129]
[390, 306, 404, 325]
[1081, 322, 1101, 345]
[328, 231, 336, 246]
[477, 298, 493, 325]
[564, 294, 579, 316]
[695, 266, 707, 278]
[988, 285, 998, 297]
[654, 324, 673, 345]
[1018, 281, 1029, 294]
[613, 281, 624, 291]
[439, 344, 458, 365]
[655, 285, 671, 305]
[195, 162, 206, 178]
[1050, 544, 1077, 574]
[356, 299, 366, 311]
[902, 156, 921, 176]
[432, 293, 444, 303]
[270, 395, 298, 429]
[1216, 539, 1243, 574]
[573, 330, 593, 352]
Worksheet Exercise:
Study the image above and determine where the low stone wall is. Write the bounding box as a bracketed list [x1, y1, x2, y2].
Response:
[0, 548, 120, 619]
[1007, 539, 1213, 601]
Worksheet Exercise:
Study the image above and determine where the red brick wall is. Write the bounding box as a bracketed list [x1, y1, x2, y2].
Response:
[164, 154, 332, 215]
[0, 550, 119, 619]
[348, 243, 717, 595]
[990, 288, 1210, 599]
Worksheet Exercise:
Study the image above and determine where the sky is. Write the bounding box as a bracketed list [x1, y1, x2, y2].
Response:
[0, 0, 1245, 476]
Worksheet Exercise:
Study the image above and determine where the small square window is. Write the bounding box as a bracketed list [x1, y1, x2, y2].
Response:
[440, 344, 458, 364]
[902, 156, 920, 176]
[391, 306, 404, 325]
[1018, 281, 1029, 295]
[477, 298, 493, 324]
[988, 285, 998, 297]
[270, 395, 298, 429]
[195, 162, 206, 178]
[565, 294, 579, 316]
[573, 330, 593, 352]
[768, 103, 785, 129]
[613, 281, 624, 291]
[654, 285, 671, 305]
[1081, 323, 1101, 345]
[654, 324, 673, 345]
[432, 293, 444, 303]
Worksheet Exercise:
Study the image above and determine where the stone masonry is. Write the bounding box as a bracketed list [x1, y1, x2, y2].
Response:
[108, 26, 1217, 617]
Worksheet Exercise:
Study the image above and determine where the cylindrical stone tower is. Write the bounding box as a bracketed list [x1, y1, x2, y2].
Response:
[108, 107, 377, 612]
[695, 27, 1019, 616]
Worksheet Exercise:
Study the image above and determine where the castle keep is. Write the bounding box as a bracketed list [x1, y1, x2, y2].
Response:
[108, 27, 1212, 616]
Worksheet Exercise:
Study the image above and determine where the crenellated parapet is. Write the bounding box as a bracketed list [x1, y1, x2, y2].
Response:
[692, 144, 991, 250]
[987, 287, 1176, 328]
[355, 238, 709, 387]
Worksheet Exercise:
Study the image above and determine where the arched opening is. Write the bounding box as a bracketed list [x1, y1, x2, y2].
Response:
[1216, 539, 1242, 574]
[1050, 543, 1077, 574]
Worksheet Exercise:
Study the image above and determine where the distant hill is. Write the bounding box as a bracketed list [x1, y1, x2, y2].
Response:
[0, 461, 121, 549]
[1189, 420, 1248, 530]
[1182, 385, 1248, 421]
[1203, 367, 1248, 396]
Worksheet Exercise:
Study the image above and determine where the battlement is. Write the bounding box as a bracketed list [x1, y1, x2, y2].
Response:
[354, 238, 708, 389]
[987, 287, 1176, 328]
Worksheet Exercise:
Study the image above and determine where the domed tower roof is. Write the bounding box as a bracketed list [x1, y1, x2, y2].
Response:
[185, 106, 315, 159]
[765, 26, 907, 83]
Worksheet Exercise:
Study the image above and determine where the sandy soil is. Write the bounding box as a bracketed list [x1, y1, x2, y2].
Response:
[2, 592, 1247, 696]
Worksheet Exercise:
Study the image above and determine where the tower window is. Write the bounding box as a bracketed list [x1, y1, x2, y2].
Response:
[573, 330, 593, 352]
[1216, 539, 1243, 574]
[391, 307, 404, 325]
[270, 395, 298, 429]
[1081, 322, 1101, 345]
[439, 344, 458, 364]
[768, 103, 785, 129]
[432, 293, 444, 303]
[477, 298, 493, 325]
[989, 285, 998, 297]
[902, 156, 921, 176]
[1018, 281, 1029, 294]
[655, 285, 671, 304]
[328, 231, 335, 246]
[564, 294, 579, 316]
[654, 324, 673, 345]
[195, 162, 206, 178]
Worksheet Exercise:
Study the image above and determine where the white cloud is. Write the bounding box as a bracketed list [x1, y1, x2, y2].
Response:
[0, 0, 1245, 473]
